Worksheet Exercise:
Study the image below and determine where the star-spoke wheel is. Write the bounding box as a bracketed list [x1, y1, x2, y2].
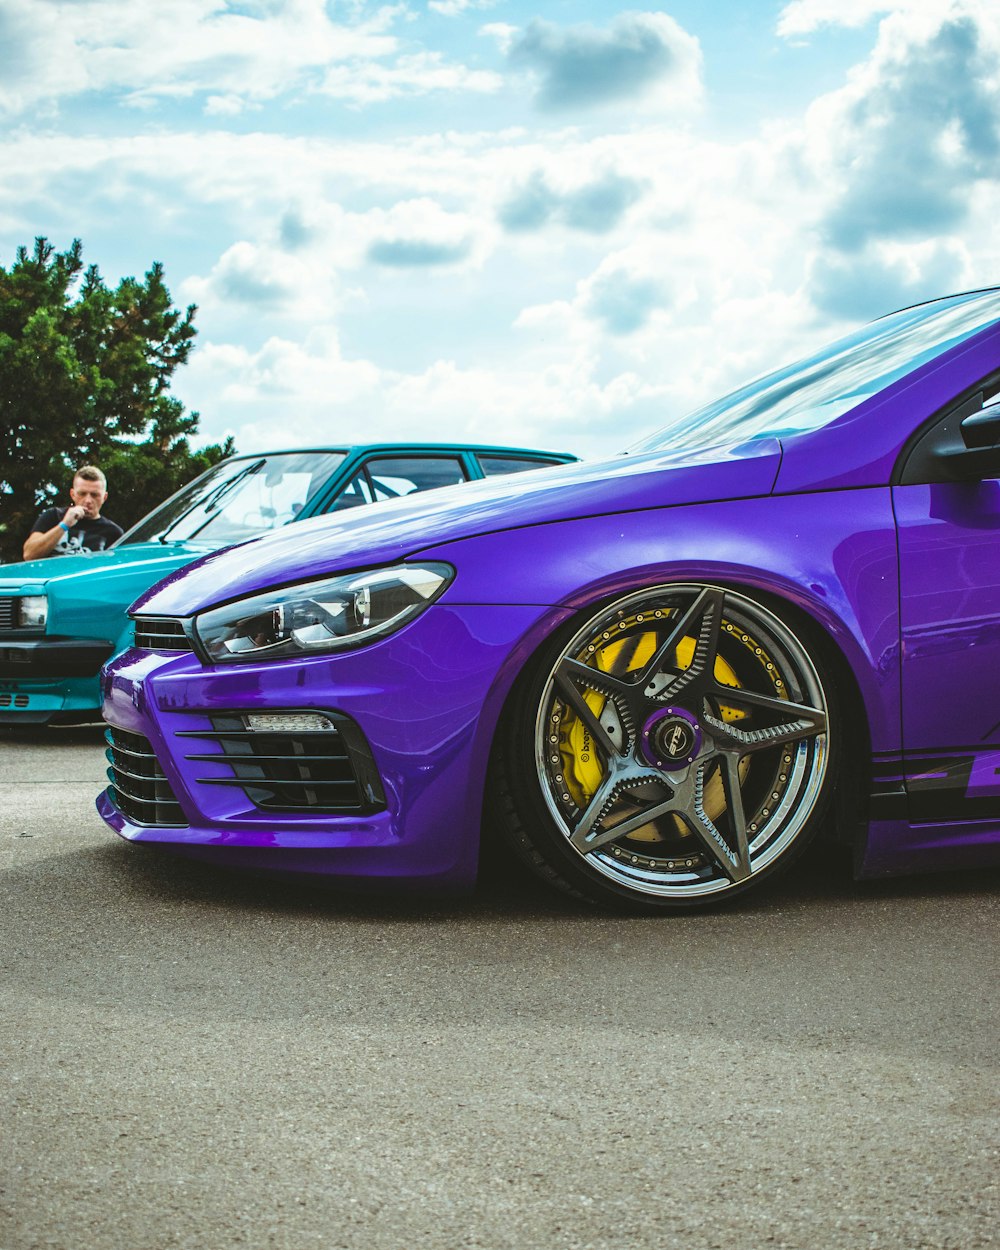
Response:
[493, 584, 837, 910]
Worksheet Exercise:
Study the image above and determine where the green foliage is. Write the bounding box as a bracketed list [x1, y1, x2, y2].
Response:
[0, 237, 234, 560]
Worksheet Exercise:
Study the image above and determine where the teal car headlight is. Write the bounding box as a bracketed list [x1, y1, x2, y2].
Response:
[193, 563, 454, 663]
[16, 595, 48, 630]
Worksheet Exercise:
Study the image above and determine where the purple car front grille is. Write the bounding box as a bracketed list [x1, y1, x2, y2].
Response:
[133, 616, 194, 652]
[106, 725, 188, 827]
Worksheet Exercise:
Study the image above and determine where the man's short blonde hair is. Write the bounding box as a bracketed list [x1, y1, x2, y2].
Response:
[74, 465, 107, 489]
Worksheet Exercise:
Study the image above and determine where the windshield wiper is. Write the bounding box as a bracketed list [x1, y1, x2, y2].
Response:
[158, 459, 267, 543]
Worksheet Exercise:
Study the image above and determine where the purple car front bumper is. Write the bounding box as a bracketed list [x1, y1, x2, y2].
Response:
[98, 602, 568, 888]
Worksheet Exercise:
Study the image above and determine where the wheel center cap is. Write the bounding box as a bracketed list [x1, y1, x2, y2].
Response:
[641, 707, 702, 770]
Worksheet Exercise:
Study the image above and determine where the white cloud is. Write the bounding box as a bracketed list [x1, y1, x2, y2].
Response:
[497, 12, 703, 115]
[179, 324, 663, 456]
[204, 93, 253, 117]
[777, 0, 994, 36]
[0, 0, 497, 114]
[583, 264, 669, 336]
[428, 0, 497, 16]
[808, 238, 973, 319]
[180, 327, 378, 443]
[366, 198, 481, 267]
[0, 117, 831, 453]
[318, 52, 501, 105]
[498, 169, 648, 234]
[4, 3, 999, 466]
[795, 3, 1000, 264]
[184, 240, 340, 315]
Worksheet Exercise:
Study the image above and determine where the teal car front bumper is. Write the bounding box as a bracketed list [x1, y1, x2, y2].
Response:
[0, 637, 114, 677]
[0, 671, 107, 724]
[0, 545, 196, 725]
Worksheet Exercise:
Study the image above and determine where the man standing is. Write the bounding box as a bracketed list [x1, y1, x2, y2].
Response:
[23, 465, 123, 560]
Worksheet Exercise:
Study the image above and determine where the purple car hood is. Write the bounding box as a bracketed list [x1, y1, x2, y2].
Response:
[136, 438, 781, 616]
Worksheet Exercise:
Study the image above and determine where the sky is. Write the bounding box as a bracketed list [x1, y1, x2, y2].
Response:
[2, 0, 999, 460]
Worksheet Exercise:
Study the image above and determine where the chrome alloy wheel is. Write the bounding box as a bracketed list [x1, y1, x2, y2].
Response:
[531, 584, 831, 903]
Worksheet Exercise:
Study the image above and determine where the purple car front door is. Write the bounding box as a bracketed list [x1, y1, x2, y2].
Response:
[895, 477, 1000, 827]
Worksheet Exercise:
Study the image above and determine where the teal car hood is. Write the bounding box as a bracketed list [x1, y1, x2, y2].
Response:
[0, 541, 209, 591]
[0, 541, 212, 642]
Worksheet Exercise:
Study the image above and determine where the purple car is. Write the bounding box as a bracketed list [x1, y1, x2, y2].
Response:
[99, 288, 1000, 910]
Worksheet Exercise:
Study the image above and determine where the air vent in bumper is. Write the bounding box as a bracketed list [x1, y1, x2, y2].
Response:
[105, 725, 188, 827]
[178, 711, 385, 814]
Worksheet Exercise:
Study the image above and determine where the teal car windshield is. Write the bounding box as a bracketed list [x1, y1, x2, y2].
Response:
[120, 451, 348, 546]
[630, 289, 1000, 455]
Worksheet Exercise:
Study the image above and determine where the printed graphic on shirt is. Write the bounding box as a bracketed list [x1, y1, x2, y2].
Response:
[31, 508, 123, 555]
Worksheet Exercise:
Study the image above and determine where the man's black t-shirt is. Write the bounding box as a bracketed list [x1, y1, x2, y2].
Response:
[31, 507, 123, 556]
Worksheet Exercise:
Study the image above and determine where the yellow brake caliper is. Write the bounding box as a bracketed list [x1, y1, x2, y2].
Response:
[558, 628, 749, 842]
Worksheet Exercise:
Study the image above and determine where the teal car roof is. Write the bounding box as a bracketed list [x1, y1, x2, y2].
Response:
[220, 443, 576, 457]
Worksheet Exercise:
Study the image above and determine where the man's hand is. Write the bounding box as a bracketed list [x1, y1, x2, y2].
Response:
[23, 506, 87, 560]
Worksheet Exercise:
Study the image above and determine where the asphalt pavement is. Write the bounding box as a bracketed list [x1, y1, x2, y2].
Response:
[1, 724, 998, 1250]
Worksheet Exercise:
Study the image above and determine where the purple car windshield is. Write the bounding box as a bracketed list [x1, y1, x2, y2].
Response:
[630, 288, 1000, 455]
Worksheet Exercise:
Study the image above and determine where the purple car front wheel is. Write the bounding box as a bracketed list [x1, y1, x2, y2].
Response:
[494, 584, 836, 910]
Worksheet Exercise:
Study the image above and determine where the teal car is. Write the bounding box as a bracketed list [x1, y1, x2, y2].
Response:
[0, 442, 575, 724]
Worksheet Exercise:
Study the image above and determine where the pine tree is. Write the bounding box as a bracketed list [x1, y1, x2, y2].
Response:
[0, 237, 233, 559]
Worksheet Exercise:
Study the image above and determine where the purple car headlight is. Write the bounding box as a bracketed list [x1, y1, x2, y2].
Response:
[193, 562, 454, 663]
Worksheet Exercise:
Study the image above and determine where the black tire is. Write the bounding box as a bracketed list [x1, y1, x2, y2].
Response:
[490, 583, 839, 912]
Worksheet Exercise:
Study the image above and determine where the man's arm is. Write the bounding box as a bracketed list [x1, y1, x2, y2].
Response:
[22, 506, 86, 560]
